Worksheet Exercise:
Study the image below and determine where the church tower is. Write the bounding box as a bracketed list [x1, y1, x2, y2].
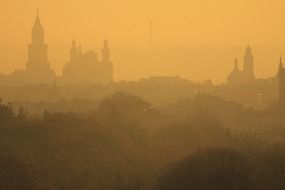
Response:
[278, 57, 285, 105]
[227, 58, 243, 85]
[102, 38, 113, 82]
[26, 10, 54, 84]
[243, 45, 255, 82]
[70, 38, 78, 62]
[102, 38, 110, 63]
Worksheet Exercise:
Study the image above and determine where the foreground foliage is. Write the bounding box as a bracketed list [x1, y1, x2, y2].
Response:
[0, 93, 284, 189]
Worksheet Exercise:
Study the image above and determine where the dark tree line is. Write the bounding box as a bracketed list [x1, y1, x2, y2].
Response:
[0, 92, 284, 189]
[157, 147, 285, 190]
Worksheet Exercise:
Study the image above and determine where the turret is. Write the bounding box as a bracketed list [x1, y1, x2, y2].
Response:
[279, 57, 283, 72]
[102, 38, 110, 63]
[233, 58, 239, 71]
[243, 45, 255, 81]
[278, 57, 285, 105]
[101, 38, 113, 82]
[32, 9, 44, 44]
[26, 10, 54, 84]
[70, 37, 78, 62]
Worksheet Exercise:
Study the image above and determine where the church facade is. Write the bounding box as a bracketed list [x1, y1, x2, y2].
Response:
[61, 38, 113, 84]
[2, 12, 56, 85]
[0, 12, 113, 86]
[227, 46, 255, 85]
[25, 12, 55, 84]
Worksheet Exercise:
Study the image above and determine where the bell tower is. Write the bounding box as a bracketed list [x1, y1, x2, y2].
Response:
[102, 38, 113, 82]
[26, 10, 54, 84]
[243, 45, 255, 81]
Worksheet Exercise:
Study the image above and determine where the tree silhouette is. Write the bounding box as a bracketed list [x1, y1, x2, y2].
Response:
[157, 148, 251, 190]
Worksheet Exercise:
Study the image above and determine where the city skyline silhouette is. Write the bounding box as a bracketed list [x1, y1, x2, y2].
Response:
[1, 2, 285, 190]
[1, 1, 285, 82]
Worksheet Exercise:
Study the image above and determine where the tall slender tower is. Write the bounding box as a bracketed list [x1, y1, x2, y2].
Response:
[278, 57, 283, 76]
[243, 45, 255, 81]
[102, 38, 113, 82]
[26, 10, 54, 83]
[70, 37, 78, 62]
[278, 57, 285, 105]
[102, 38, 110, 63]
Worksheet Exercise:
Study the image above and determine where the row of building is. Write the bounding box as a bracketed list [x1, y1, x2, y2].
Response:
[0, 13, 113, 86]
[227, 44, 285, 106]
[227, 46, 255, 85]
[2, 12, 285, 107]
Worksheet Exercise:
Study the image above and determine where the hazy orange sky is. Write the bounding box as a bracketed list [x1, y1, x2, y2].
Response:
[1, 0, 285, 82]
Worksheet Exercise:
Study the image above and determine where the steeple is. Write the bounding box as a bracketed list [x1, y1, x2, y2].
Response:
[246, 45, 252, 54]
[234, 58, 239, 70]
[26, 11, 54, 84]
[32, 9, 44, 44]
[72, 35, 77, 49]
[101, 36, 113, 82]
[102, 37, 110, 63]
[70, 36, 78, 62]
[243, 45, 255, 81]
[278, 56, 285, 105]
[34, 9, 42, 27]
[103, 35, 109, 49]
[230, 58, 240, 75]
[277, 56, 284, 77]
[280, 57, 283, 69]
[228, 57, 242, 85]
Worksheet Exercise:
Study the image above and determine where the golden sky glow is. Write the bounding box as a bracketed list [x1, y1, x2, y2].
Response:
[1, 0, 285, 82]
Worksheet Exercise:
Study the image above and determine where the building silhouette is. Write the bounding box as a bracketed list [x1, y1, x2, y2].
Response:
[3, 11, 55, 85]
[227, 46, 255, 85]
[0, 12, 113, 86]
[26, 11, 55, 83]
[61, 38, 113, 84]
[278, 57, 285, 105]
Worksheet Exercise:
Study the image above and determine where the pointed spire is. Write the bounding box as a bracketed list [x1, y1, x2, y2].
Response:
[234, 58, 238, 66]
[103, 35, 109, 49]
[279, 56, 283, 70]
[72, 34, 76, 48]
[277, 56, 284, 78]
[245, 42, 252, 54]
[102, 36, 110, 63]
[104, 34, 108, 44]
[34, 8, 42, 27]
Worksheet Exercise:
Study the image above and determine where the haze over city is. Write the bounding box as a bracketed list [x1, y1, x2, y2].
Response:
[2, 1, 285, 190]
[1, 0, 285, 82]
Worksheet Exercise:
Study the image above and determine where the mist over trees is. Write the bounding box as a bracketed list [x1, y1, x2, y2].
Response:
[157, 147, 285, 190]
[0, 92, 285, 189]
